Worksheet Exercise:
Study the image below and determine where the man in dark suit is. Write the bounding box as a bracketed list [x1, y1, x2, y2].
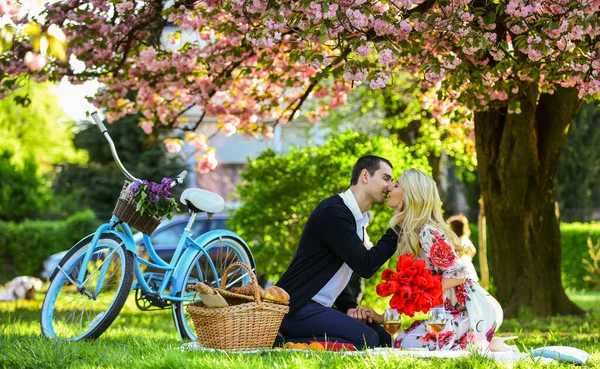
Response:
[276, 155, 397, 349]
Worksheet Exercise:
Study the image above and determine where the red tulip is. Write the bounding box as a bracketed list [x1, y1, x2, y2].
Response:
[381, 268, 398, 281]
[396, 254, 415, 272]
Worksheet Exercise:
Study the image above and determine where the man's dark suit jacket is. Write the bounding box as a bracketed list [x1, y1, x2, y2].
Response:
[276, 195, 398, 315]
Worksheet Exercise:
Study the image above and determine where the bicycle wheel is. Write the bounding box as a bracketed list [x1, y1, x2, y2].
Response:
[172, 235, 253, 340]
[40, 233, 134, 340]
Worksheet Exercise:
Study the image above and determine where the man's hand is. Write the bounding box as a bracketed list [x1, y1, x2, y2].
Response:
[347, 306, 384, 325]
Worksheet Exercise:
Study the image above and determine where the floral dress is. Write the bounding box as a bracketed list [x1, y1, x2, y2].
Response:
[394, 225, 503, 351]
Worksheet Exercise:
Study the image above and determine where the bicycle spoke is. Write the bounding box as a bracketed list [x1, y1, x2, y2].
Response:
[173, 236, 253, 340]
[41, 235, 133, 340]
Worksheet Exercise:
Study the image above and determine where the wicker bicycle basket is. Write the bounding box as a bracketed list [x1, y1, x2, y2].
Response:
[112, 181, 163, 235]
[186, 262, 289, 351]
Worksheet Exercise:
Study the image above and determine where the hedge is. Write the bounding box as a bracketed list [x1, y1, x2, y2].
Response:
[468, 222, 600, 291]
[0, 210, 99, 283]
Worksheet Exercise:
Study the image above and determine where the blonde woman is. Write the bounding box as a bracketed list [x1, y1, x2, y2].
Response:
[387, 169, 503, 351]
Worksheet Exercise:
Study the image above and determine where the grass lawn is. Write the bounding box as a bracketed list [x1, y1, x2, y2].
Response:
[1, 291, 599, 369]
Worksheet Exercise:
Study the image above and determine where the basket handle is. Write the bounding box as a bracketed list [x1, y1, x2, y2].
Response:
[221, 262, 262, 304]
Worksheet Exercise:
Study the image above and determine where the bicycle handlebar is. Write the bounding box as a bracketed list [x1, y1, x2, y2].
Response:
[91, 112, 138, 182]
[174, 170, 188, 186]
[91, 112, 189, 187]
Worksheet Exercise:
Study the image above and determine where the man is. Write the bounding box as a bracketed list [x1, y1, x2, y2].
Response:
[276, 155, 397, 349]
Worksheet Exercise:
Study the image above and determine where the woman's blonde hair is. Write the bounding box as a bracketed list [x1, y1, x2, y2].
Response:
[389, 168, 464, 256]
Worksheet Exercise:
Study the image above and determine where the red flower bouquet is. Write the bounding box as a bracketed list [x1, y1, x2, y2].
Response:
[376, 254, 444, 317]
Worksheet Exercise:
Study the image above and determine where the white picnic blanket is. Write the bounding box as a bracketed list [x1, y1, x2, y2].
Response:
[180, 342, 559, 364]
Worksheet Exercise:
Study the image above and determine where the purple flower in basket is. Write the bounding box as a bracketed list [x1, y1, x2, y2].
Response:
[129, 177, 179, 219]
[130, 179, 148, 197]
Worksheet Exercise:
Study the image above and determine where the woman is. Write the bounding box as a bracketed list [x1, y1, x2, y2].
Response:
[446, 214, 479, 282]
[387, 168, 503, 351]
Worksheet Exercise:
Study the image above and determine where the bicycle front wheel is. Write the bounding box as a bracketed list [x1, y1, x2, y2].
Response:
[40, 233, 134, 340]
[172, 236, 253, 340]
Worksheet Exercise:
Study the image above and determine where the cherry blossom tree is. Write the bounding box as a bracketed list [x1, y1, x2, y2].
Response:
[2, 0, 599, 316]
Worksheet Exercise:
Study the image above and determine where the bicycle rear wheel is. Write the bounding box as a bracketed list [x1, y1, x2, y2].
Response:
[40, 233, 134, 340]
[172, 235, 253, 340]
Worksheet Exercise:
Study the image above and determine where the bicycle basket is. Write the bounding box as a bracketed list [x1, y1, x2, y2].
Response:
[112, 181, 162, 235]
[186, 262, 289, 350]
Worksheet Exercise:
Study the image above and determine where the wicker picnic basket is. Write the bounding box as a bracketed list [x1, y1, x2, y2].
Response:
[112, 181, 162, 235]
[186, 262, 289, 351]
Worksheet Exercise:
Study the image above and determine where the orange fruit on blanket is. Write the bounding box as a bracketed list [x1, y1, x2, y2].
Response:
[283, 342, 295, 349]
[293, 343, 308, 350]
[308, 342, 325, 351]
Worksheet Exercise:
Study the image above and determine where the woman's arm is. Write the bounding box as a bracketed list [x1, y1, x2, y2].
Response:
[442, 277, 466, 290]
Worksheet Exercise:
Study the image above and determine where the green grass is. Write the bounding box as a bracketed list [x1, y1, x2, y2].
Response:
[1, 292, 600, 369]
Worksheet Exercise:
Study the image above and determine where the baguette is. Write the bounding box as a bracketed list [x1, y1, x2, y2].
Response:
[193, 282, 228, 308]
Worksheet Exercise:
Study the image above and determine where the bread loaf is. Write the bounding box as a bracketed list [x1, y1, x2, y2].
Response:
[231, 284, 265, 297]
[264, 286, 290, 303]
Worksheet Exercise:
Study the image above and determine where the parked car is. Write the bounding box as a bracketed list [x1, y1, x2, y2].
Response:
[40, 213, 230, 280]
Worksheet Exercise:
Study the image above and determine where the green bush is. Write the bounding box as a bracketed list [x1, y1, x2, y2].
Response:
[467, 222, 600, 291]
[0, 210, 99, 283]
[229, 131, 429, 282]
[561, 222, 600, 290]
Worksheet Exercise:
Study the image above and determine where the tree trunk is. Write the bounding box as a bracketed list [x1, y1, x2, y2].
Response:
[474, 84, 584, 317]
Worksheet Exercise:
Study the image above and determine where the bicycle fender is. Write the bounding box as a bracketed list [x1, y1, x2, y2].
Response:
[170, 230, 253, 295]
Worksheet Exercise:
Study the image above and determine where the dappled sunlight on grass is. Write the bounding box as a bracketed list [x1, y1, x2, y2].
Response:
[1, 291, 600, 368]
[569, 291, 600, 311]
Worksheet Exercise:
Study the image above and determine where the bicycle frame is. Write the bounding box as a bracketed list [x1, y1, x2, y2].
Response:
[76, 213, 231, 303]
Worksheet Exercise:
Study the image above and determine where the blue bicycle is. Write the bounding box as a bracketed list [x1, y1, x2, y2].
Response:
[40, 112, 255, 341]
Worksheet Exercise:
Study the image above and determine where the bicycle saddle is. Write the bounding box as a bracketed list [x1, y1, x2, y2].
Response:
[180, 188, 225, 214]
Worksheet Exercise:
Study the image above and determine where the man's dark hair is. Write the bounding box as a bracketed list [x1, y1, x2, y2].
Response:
[350, 155, 393, 186]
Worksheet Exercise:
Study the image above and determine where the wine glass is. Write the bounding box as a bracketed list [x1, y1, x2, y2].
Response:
[383, 308, 402, 347]
[427, 306, 448, 350]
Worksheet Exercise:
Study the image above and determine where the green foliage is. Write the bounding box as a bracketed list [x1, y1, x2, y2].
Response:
[556, 102, 600, 222]
[53, 114, 183, 218]
[560, 223, 600, 291]
[324, 74, 477, 172]
[229, 130, 429, 285]
[0, 210, 98, 283]
[0, 150, 49, 221]
[0, 82, 87, 173]
[0, 82, 88, 220]
[467, 222, 600, 291]
[583, 236, 600, 289]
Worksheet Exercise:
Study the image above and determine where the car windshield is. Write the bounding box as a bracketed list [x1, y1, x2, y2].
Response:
[133, 217, 229, 246]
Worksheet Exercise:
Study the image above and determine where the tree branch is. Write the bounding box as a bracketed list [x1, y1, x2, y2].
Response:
[281, 45, 352, 123]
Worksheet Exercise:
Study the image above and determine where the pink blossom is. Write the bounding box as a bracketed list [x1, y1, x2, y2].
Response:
[355, 43, 370, 56]
[369, 72, 390, 89]
[263, 126, 274, 139]
[115, 1, 134, 13]
[196, 152, 218, 173]
[24, 52, 46, 72]
[222, 123, 237, 136]
[378, 48, 395, 67]
[164, 139, 183, 153]
[140, 121, 154, 134]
